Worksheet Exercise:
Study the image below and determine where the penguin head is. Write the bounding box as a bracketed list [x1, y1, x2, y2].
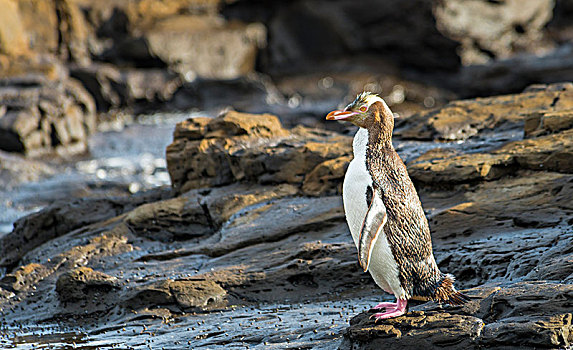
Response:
[326, 92, 395, 130]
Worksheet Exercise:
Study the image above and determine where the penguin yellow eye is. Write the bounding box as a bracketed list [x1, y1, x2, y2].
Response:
[360, 106, 367, 112]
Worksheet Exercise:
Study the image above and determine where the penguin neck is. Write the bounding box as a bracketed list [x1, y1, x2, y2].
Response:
[366, 123, 393, 152]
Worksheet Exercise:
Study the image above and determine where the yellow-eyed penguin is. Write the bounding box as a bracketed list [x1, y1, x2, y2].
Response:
[326, 92, 468, 320]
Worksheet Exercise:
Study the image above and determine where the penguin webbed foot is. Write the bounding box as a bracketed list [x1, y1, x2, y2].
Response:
[370, 301, 398, 311]
[369, 298, 407, 322]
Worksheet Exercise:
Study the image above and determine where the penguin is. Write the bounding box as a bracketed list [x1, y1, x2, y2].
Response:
[326, 92, 468, 321]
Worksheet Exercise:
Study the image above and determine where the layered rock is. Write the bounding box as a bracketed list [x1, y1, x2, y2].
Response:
[341, 282, 573, 349]
[0, 59, 96, 157]
[166, 110, 352, 193]
[396, 82, 573, 141]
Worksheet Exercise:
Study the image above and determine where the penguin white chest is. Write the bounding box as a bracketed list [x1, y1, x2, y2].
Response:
[342, 129, 405, 298]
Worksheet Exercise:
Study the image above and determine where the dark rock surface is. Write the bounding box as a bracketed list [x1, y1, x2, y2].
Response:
[341, 282, 573, 350]
[1, 85, 572, 348]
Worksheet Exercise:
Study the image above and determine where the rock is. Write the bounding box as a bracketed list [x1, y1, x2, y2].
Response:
[409, 128, 573, 184]
[409, 152, 515, 184]
[397, 83, 573, 141]
[144, 16, 266, 80]
[55, 267, 119, 302]
[226, 0, 461, 72]
[434, 0, 555, 65]
[54, 0, 91, 65]
[453, 48, 573, 97]
[168, 279, 226, 310]
[193, 195, 345, 257]
[0, 68, 96, 157]
[419, 170, 573, 288]
[0, 189, 171, 269]
[17, 0, 59, 54]
[166, 111, 351, 193]
[70, 64, 181, 112]
[0, 263, 52, 293]
[0, 150, 56, 189]
[524, 109, 573, 137]
[302, 155, 351, 197]
[0, 0, 29, 56]
[126, 279, 226, 311]
[341, 282, 573, 349]
[1, 82, 573, 348]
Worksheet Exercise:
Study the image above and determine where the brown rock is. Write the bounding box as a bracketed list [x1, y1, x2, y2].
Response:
[408, 126, 573, 184]
[408, 153, 516, 184]
[302, 155, 351, 196]
[55, 0, 90, 65]
[0, 263, 51, 292]
[524, 110, 573, 138]
[397, 84, 573, 141]
[17, 0, 59, 54]
[169, 279, 226, 310]
[0, 73, 96, 157]
[55, 267, 119, 302]
[0, 0, 29, 56]
[495, 129, 573, 173]
[126, 278, 226, 311]
[166, 111, 351, 193]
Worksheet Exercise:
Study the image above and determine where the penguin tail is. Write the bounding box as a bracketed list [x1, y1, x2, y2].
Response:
[436, 273, 470, 306]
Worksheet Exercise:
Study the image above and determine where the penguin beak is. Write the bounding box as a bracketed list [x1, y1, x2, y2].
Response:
[326, 110, 359, 121]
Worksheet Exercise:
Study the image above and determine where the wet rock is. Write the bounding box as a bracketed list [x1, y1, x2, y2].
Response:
[169, 279, 226, 310]
[422, 171, 573, 287]
[409, 128, 573, 184]
[166, 110, 351, 193]
[524, 109, 573, 138]
[341, 282, 573, 350]
[0, 263, 52, 293]
[397, 83, 573, 141]
[0, 150, 55, 189]
[126, 279, 226, 311]
[2, 82, 573, 348]
[193, 195, 345, 257]
[55, 267, 119, 302]
[0, 188, 171, 269]
[302, 155, 351, 197]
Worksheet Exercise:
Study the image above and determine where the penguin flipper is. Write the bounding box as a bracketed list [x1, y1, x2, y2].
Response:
[358, 191, 387, 272]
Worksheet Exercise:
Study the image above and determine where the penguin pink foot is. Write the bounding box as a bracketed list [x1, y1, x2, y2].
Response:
[370, 299, 407, 321]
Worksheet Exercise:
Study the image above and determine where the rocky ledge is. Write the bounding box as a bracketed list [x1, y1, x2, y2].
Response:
[0, 84, 572, 348]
